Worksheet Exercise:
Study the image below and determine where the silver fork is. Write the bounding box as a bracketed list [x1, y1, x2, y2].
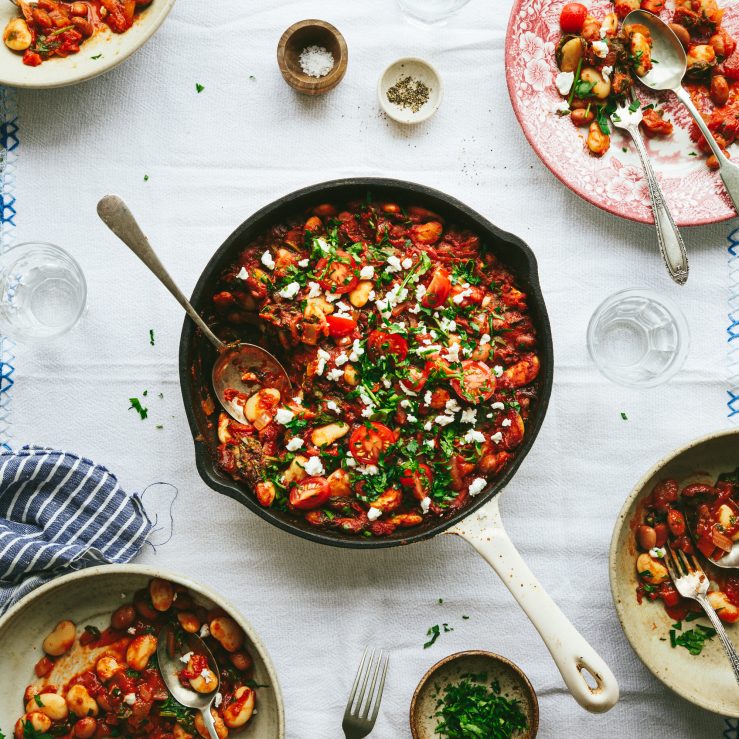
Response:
[342, 648, 389, 738]
[610, 93, 689, 285]
[664, 544, 739, 685]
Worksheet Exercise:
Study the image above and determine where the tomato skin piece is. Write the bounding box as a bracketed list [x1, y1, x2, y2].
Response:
[723, 52, 739, 80]
[400, 463, 433, 500]
[326, 314, 357, 338]
[290, 476, 331, 510]
[421, 267, 452, 309]
[315, 252, 360, 294]
[349, 422, 396, 464]
[399, 366, 428, 394]
[367, 330, 409, 361]
[450, 360, 496, 403]
[560, 2, 588, 33]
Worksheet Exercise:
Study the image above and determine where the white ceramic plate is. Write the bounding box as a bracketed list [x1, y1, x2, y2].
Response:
[0, 564, 285, 736]
[0, 0, 176, 89]
[609, 428, 739, 717]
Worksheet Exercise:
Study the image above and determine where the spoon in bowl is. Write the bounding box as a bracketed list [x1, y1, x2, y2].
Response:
[97, 195, 292, 425]
[624, 9, 739, 212]
[157, 623, 221, 739]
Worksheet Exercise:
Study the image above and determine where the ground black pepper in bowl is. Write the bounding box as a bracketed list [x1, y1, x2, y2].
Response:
[386, 75, 431, 112]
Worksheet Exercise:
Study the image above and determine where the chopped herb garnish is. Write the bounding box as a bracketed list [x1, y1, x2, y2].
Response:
[670, 625, 717, 655]
[195, 83, 205, 93]
[620, 412, 628, 420]
[91, 54, 102, 60]
[144, 174, 149, 181]
[424, 624, 441, 648]
[129, 397, 148, 420]
[149, 329, 155, 345]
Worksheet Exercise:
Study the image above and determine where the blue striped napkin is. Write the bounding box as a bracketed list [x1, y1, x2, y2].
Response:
[0, 446, 151, 614]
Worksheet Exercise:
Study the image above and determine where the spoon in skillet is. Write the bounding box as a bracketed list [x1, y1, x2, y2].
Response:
[97, 195, 292, 425]
[624, 9, 739, 212]
[157, 623, 221, 739]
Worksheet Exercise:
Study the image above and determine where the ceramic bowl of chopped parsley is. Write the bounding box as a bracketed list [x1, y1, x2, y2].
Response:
[410, 650, 538, 738]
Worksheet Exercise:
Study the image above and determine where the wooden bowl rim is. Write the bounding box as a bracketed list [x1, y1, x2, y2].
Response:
[409, 649, 539, 739]
[276, 18, 348, 93]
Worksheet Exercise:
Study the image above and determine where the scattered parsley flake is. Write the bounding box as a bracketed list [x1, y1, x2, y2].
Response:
[620, 412, 628, 420]
[424, 624, 441, 648]
[91, 54, 102, 60]
[129, 397, 148, 420]
[149, 329, 155, 345]
[195, 83, 205, 93]
[144, 174, 149, 182]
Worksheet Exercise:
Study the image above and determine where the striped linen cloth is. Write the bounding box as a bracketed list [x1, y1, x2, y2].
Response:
[0, 446, 151, 614]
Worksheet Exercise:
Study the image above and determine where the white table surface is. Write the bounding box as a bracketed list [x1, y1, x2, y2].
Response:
[2, 1, 739, 736]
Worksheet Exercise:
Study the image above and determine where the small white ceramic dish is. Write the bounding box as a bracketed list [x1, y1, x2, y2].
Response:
[609, 428, 739, 717]
[0, 564, 285, 736]
[0, 0, 176, 89]
[378, 57, 442, 124]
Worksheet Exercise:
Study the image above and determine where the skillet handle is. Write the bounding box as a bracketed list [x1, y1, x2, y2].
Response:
[448, 497, 620, 713]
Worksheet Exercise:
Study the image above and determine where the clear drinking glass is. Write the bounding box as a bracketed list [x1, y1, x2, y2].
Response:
[0, 242, 87, 341]
[397, 0, 473, 25]
[586, 288, 689, 388]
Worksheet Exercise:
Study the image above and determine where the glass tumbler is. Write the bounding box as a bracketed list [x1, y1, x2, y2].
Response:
[397, 0, 473, 25]
[586, 288, 689, 388]
[0, 242, 87, 341]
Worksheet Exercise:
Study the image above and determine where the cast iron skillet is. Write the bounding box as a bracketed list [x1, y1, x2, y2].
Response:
[179, 178, 619, 712]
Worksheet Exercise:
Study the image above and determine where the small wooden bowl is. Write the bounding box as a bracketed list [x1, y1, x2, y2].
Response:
[410, 651, 539, 739]
[277, 19, 348, 95]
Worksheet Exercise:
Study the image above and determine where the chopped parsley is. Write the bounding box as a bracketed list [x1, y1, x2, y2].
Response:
[424, 624, 441, 648]
[91, 54, 102, 60]
[144, 174, 149, 181]
[149, 329, 155, 345]
[129, 397, 148, 420]
[620, 412, 628, 420]
[159, 694, 196, 731]
[433, 675, 528, 739]
[669, 622, 717, 655]
[195, 83, 205, 93]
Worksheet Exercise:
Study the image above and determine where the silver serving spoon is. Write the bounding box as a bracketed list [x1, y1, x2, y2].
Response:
[610, 92, 688, 284]
[97, 195, 292, 425]
[625, 9, 739, 213]
[157, 623, 220, 739]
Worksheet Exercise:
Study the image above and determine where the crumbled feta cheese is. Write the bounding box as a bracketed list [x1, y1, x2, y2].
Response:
[445, 398, 461, 414]
[401, 257, 413, 269]
[127, 626, 136, 635]
[215, 692, 223, 708]
[415, 284, 427, 301]
[381, 378, 391, 389]
[358, 465, 379, 475]
[555, 71, 575, 96]
[443, 343, 461, 363]
[601, 65, 613, 80]
[286, 437, 304, 451]
[491, 401, 505, 410]
[424, 421, 433, 431]
[407, 414, 417, 422]
[334, 352, 349, 366]
[386, 255, 402, 273]
[408, 303, 422, 314]
[335, 300, 351, 313]
[278, 281, 301, 299]
[490, 431, 503, 444]
[316, 237, 331, 254]
[502, 418, 512, 427]
[599, 19, 611, 37]
[416, 344, 442, 357]
[367, 507, 382, 521]
[400, 398, 411, 408]
[439, 316, 457, 332]
[199, 624, 210, 638]
[180, 651, 194, 664]
[303, 456, 324, 476]
[424, 390, 433, 405]
[316, 348, 330, 376]
[236, 267, 249, 280]
[452, 288, 472, 305]
[325, 292, 340, 302]
[360, 265, 375, 279]
[592, 39, 608, 57]
[460, 408, 477, 425]
[297, 258, 310, 268]
[261, 251, 275, 270]
[420, 496, 431, 513]
[464, 429, 486, 444]
[334, 311, 353, 320]
[369, 290, 376, 300]
[292, 396, 303, 405]
[345, 455, 357, 467]
[434, 415, 455, 426]
[425, 439, 436, 449]
[275, 408, 295, 425]
[399, 382, 418, 397]
[650, 547, 666, 559]
[493, 365, 504, 377]
[123, 693, 136, 706]
[307, 281, 322, 298]
[468, 478, 487, 497]
[552, 100, 571, 114]
[326, 400, 340, 413]
[200, 668, 211, 680]
[326, 368, 344, 382]
[480, 333, 491, 345]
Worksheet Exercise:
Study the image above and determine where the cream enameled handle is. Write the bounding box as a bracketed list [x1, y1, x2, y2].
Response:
[448, 497, 620, 713]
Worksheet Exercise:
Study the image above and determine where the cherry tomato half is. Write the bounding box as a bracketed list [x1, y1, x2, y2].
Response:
[315, 251, 359, 294]
[559, 2, 588, 33]
[421, 267, 452, 309]
[326, 314, 357, 338]
[368, 330, 409, 361]
[450, 360, 496, 403]
[399, 365, 428, 394]
[400, 462, 434, 501]
[349, 422, 396, 464]
[290, 476, 331, 510]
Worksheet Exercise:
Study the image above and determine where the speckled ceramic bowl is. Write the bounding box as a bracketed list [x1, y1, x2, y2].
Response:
[0, 0, 176, 89]
[0, 564, 285, 736]
[410, 651, 538, 738]
[609, 428, 739, 717]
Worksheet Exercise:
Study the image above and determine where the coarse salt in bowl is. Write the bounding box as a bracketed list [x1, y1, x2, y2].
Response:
[378, 57, 443, 124]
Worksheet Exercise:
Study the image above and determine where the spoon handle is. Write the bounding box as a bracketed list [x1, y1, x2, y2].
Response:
[675, 85, 739, 213]
[97, 195, 225, 352]
[626, 123, 688, 285]
[199, 707, 220, 739]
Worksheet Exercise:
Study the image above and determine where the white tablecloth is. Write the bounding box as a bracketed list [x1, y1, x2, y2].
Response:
[2, 1, 738, 736]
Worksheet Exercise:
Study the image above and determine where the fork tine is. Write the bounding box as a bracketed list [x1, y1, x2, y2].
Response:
[663, 544, 679, 580]
[369, 653, 389, 725]
[360, 650, 384, 720]
[344, 648, 369, 719]
[353, 648, 375, 716]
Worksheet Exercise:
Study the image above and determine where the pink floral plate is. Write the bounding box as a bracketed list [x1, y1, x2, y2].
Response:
[506, 0, 739, 226]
